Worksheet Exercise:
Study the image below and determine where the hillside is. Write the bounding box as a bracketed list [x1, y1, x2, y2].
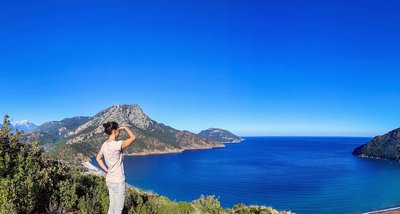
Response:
[45, 104, 224, 163]
[199, 128, 243, 143]
[352, 128, 400, 161]
[25, 116, 90, 145]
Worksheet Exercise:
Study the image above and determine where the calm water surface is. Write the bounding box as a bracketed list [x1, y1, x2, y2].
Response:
[93, 137, 400, 213]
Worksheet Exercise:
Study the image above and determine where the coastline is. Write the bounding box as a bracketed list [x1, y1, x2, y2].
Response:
[82, 141, 233, 172]
[364, 207, 400, 214]
[356, 154, 400, 164]
[221, 138, 245, 143]
[81, 161, 106, 177]
[81, 142, 235, 192]
[82, 137, 400, 214]
[124, 143, 226, 157]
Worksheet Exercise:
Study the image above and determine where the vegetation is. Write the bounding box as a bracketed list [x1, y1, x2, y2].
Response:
[198, 128, 242, 143]
[352, 128, 400, 161]
[0, 115, 294, 214]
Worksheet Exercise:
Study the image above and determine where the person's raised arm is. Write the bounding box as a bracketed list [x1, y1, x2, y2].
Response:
[119, 126, 136, 148]
[96, 149, 108, 173]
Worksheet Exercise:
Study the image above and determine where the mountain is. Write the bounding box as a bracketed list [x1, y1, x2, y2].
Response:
[26, 116, 90, 145]
[46, 104, 224, 163]
[198, 128, 243, 143]
[35, 116, 91, 136]
[352, 128, 400, 161]
[12, 120, 37, 133]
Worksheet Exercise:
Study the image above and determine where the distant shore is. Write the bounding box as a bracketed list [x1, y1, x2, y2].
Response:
[222, 138, 245, 143]
[123, 143, 226, 157]
[364, 207, 400, 214]
[81, 141, 234, 172]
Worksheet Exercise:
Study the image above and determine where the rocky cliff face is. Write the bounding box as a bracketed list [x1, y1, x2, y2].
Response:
[352, 128, 400, 161]
[66, 105, 155, 138]
[48, 104, 224, 161]
[199, 128, 243, 143]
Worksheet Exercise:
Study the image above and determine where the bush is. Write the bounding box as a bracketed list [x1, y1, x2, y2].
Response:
[192, 195, 224, 214]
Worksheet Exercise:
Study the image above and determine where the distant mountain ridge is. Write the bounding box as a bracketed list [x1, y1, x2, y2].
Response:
[352, 128, 400, 161]
[26, 116, 90, 145]
[198, 128, 242, 143]
[36, 116, 91, 136]
[12, 120, 37, 133]
[45, 104, 226, 163]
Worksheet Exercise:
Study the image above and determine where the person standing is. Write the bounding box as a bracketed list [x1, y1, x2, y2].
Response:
[96, 121, 136, 214]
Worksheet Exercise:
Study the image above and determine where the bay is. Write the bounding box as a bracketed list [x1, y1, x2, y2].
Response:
[93, 137, 400, 213]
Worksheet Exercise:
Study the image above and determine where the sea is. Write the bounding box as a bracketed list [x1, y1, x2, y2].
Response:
[92, 137, 400, 214]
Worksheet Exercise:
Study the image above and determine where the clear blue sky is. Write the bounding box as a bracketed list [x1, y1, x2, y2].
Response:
[1, 0, 400, 136]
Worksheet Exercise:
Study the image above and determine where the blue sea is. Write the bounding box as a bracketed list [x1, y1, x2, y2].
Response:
[92, 137, 400, 214]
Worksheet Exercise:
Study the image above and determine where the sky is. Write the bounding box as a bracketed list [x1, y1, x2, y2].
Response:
[1, 0, 400, 136]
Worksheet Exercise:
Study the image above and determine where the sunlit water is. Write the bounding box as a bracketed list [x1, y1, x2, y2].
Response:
[92, 137, 400, 213]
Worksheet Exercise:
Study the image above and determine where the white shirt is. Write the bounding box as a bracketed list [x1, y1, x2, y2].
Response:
[101, 140, 125, 183]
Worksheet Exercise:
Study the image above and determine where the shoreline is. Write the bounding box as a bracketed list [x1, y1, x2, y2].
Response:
[82, 139, 400, 214]
[82, 141, 235, 172]
[221, 138, 245, 143]
[81, 142, 237, 194]
[123, 144, 226, 157]
[81, 161, 106, 177]
[363, 207, 400, 214]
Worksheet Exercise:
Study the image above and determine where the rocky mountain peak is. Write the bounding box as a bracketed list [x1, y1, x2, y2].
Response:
[38, 104, 226, 159]
[67, 104, 155, 137]
[97, 104, 152, 129]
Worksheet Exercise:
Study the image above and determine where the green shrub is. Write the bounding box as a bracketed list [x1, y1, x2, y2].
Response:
[193, 195, 224, 214]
